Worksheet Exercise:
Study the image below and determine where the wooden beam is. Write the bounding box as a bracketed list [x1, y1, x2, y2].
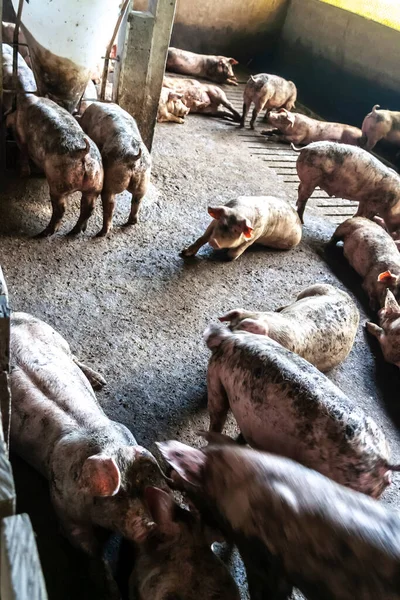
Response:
[1, 514, 48, 600]
[0, 267, 11, 448]
[117, 0, 176, 150]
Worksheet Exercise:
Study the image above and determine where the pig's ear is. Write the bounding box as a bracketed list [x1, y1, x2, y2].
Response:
[237, 318, 268, 336]
[229, 58, 239, 65]
[242, 219, 253, 239]
[156, 441, 205, 486]
[378, 270, 398, 285]
[208, 206, 226, 220]
[218, 309, 241, 322]
[79, 455, 121, 497]
[144, 487, 179, 536]
[384, 289, 400, 314]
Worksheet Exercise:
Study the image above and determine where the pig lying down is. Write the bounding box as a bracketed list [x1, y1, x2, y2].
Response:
[204, 322, 398, 497]
[130, 486, 240, 600]
[181, 196, 302, 260]
[10, 312, 169, 596]
[157, 87, 190, 124]
[219, 283, 359, 371]
[367, 290, 400, 368]
[7, 93, 103, 236]
[361, 104, 400, 151]
[166, 47, 238, 85]
[294, 141, 400, 236]
[80, 102, 151, 236]
[330, 217, 400, 309]
[241, 73, 297, 129]
[163, 76, 241, 121]
[160, 441, 400, 600]
[263, 108, 362, 145]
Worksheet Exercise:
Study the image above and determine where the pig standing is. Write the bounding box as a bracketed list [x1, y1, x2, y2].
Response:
[294, 141, 400, 236]
[219, 283, 359, 371]
[159, 441, 400, 600]
[240, 74, 297, 130]
[263, 108, 362, 145]
[330, 217, 400, 309]
[203, 322, 397, 497]
[361, 104, 400, 151]
[181, 196, 302, 260]
[10, 312, 169, 597]
[157, 87, 190, 123]
[163, 76, 241, 121]
[7, 93, 103, 236]
[166, 47, 238, 85]
[2, 43, 36, 113]
[79, 102, 151, 236]
[367, 290, 400, 368]
[129, 486, 240, 600]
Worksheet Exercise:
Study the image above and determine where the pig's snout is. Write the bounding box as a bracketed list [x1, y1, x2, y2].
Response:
[209, 238, 221, 249]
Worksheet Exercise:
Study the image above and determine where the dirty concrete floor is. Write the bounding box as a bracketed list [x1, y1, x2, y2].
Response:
[1, 108, 400, 600]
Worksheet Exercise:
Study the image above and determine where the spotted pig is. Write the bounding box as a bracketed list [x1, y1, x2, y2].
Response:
[367, 290, 400, 368]
[240, 74, 297, 129]
[166, 47, 238, 85]
[361, 104, 400, 151]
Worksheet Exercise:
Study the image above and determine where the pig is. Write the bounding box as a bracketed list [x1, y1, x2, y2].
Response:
[330, 217, 400, 310]
[294, 141, 400, 236]
[10, 312, 170, 597]
[2, 43, 36, 113]
[181, 196, 302, 260]
[367, 290, 400, 368]
[157, 87, 190, 124]
[129, 486, 240, 600]
[360, 104, 400, 151]
[240, 74, 297, 130]
[163, 76, 241, 121]
[7, 93, 103, 236]
[262, 108, 362, 145]
[166, 47, 238, 85]
[159, 441, 400, 600]
[79, 102, 151, 236]
[203, 322, 399, 498]
[2, 21, 31, 66]
[219, 283, 359, 371]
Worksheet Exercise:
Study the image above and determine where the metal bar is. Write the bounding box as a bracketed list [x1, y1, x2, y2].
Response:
[100, 0, 130, 101]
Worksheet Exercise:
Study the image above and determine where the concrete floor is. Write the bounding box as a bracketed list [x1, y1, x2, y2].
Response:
[1, 108, 400, 599]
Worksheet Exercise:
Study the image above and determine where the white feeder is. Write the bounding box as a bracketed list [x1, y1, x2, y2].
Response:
[12, 0, 122, 112]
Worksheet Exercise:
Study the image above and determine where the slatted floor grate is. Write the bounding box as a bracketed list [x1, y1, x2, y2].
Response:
[225, 82, 358, 224]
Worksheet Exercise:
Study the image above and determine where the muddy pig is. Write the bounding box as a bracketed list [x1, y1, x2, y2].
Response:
[181, 196, 302, 260]
[163, 76, 241, 121]
[361, 104, 400, 151]
[2, 22, 31, 66]
[166, 47, 238, 85]
[7, 93, 103, 236]
[263, 108, 362, 145]
[240, 74, 297, 129]
[159, 441, 400, 600]
[157, 87, 190, 124]
[10, 312, 170, 597]
[330, 217, 400, 309]
[79, 102, 151, 236]
[294, 141, 400, 234]
[203, 322, 399, 497]
[2, 43, 36, 113]
[129, 486, 240, 600]
[367, 290, 400, 368]
[219, 283, 359, 371]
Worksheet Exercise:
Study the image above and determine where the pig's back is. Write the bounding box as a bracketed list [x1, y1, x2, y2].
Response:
[343, 221, 400, 277]
[212, 332, 389, 494]
[247, 196, 301, 247]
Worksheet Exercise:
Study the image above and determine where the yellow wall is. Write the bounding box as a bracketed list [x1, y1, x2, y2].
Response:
[321, 0, 400, 31]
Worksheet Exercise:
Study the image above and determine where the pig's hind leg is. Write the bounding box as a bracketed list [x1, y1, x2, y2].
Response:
[69, 192, 98, 235]
[296, 181, 316, 224]
[240, 99, 251, 128]
[73, 356, 107, 390]
[126, 170, 151, 226]
[97, 190, 116, 237]
[36, 193, 68, 237]
[207, 366, 230, 433]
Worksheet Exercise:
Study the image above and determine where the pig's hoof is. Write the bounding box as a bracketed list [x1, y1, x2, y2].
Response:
[238, 123, 244, 129]
[67, 226, 83, 236]
[34, 228, 55, 239]
[124, 218, 138, 227]
[96, 228, 110, 238]
[180, 248, 195, 258]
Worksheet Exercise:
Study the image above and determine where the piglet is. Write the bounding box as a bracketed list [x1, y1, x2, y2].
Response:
[129, 486, 240, 600]
[263, 108, 362, 145]
[10, 312, 169, 597]
[7, 93, 103, 236]
[203, 322, 398, 497]
[367, 290, 400, 368]
[79, 102, 151, 236]
[240, 74, 297, 129]
[159, 441, 400, 600]
[361, 104, 400, 151]
[219, 283, 359, 371]
[330, 217, 400, 309]
[294, 141, 400, 236]
[181, 196, 302, 260]
[157, 87, 190, 124]
[166, 47, 238, 85]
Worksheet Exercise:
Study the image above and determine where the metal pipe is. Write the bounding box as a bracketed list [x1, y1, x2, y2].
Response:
[12, 0, 25, 111]
[100, 0, 130, 101]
